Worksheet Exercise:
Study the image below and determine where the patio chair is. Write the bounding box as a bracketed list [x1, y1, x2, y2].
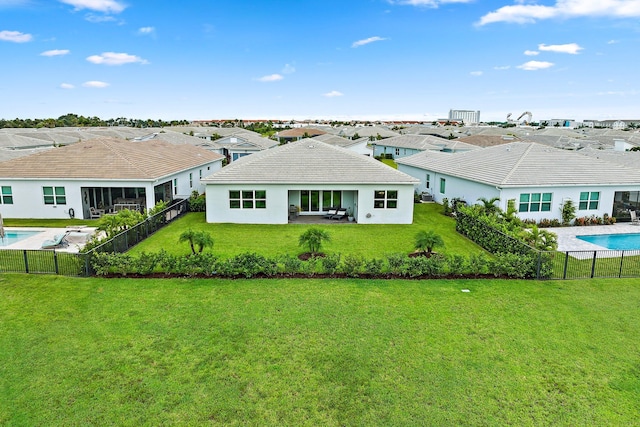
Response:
[631, 210, 639, 225]
[90, 207, 104, 219]
[324, 207, 339, 219]
[331, 208, 348, 220]
[41, 232, 70, 249]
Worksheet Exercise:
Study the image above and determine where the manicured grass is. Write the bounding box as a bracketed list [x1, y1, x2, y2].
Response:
[1, 274, 639, 425]
[129, 203, 484, 259]
[3, 218, 99, 227]
[379, 158, 398, 169]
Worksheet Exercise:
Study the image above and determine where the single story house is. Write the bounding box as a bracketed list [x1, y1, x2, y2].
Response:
[372, 134, 478, 159]
[311, 134, 372, 156]
[396, 142, 640, 222]
[0, 137, 224, 220]
[202, 139, 419, 224]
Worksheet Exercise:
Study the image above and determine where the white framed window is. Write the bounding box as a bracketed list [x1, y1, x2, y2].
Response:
[425, 173, 430, 190]
[579, 192, 599, 210]
[229, 190, 266, 209]
[189, 173, 193, 188]
[395, 148, 400, 156]
[43, 186, 66, 205]
[1, 186, 13, 204]
[173, 179, 177, 195]
[519, 193, 552, 212]
[374, 190, 398, 209]
[439, 178, 446, 194]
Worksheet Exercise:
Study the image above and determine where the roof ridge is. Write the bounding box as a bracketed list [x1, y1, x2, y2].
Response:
[499, 142, 536, 185]
[97, 138, 152, 177]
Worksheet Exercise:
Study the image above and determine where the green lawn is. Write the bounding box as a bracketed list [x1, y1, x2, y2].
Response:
[1, 274, 639, 425]
[129, 203, 484, 259]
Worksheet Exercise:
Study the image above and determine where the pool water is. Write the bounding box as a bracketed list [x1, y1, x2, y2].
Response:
[577, 233, 640, 250]
[0, 230, 41, 247]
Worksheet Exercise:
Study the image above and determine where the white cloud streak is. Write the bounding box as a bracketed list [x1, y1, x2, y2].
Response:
[282, 63, 295, 74]
[517, 60, 554, 70]
[41, 49, 70, 56]
[59, 0, 126, 13]
[256, 74, 283, 82]
[524, 50, 539, 56]
[82, 80, 109, 88]
[538, 43, 583, 54]
[391, 0, 474, 7]
[477, 0, 640, 26]
[470, 71, 483, 76]
[352, 36, 386, 48]
[494, 65, 511, 70]
[138, 26, 155, 35]
[60, 83, 75, 89]
[323, 91, 344, 97]
[86, 52, 149, 65]
[0, 30, 32, 42]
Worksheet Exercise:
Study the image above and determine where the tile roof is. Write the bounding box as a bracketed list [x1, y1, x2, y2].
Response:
[396, 141, 640, 187]
[202, 139, 418, 184]
[0, 137, 223, 180]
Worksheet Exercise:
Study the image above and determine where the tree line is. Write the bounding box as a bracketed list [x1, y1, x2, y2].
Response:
[0, 114, 190, 129]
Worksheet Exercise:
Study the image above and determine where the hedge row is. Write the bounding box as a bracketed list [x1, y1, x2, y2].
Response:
[90, 250, 548, 279]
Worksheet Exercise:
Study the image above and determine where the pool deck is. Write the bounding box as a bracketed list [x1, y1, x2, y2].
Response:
[554, 223, 640, 252]
[0, 226, 98, 253]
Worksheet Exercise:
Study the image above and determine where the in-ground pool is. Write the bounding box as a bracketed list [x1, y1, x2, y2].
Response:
[577, 233, 640, 250]
[0, 230, 42, 247]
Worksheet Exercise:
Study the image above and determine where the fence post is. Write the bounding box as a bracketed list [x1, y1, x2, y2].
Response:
[563, 252, 569, 279]
[23, 250, 29, 273]
[590, 251, 597, 278]
[54, 250, 59, 275]
[619, 251, 625, 278]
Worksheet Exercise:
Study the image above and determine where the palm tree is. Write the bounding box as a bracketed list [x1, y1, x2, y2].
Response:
[178, 229, 197, 254]
[414, 230, 445, 257]
[298, 227, 331, 256]
[520, 225, 558, 251]
[477, 197, 501, 216]
[193, 231, 214, 253]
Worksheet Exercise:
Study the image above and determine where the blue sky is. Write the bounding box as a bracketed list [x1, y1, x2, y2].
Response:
[1, 0, 639, 122]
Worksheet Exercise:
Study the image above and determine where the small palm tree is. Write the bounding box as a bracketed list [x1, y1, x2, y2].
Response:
[477, 197, 501, 216]
[298, 227, 331, 256]
[193, 231, 214, 253]
[178, 229, 197, 254]
[414, 230, 445, 257]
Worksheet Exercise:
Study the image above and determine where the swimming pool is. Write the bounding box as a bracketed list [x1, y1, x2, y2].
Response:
[0, 230, 42, 247]
[577, 233, 640, 250]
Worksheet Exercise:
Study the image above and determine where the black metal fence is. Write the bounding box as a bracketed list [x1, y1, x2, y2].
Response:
[543, 249, 640, 280]
[0, 199, 188, 276]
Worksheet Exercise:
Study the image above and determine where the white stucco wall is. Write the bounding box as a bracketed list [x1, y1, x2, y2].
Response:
[205, 183, 416, 224]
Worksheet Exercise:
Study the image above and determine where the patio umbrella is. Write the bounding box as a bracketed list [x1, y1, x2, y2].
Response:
[0, 212, 4, 242]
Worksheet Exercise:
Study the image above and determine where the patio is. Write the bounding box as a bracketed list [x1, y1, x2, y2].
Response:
[288, 215, 356, 224]
[0, 226, 98, 253]
[554, 222, 640, 251]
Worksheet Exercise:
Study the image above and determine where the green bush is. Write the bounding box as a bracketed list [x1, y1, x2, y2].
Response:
[321, 253, 341, 274]
[341, 254, 365, 277]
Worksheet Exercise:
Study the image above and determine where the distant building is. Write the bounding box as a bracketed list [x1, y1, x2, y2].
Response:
[448, 109, 480, 125]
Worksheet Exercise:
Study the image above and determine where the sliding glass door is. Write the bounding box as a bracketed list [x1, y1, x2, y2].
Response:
[300, 190, 342, 213]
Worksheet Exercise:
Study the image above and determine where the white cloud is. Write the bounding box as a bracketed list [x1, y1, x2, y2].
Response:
[82, 80, 109, 88]
[607, 39, 619, 44]
[390, 0, 474, 7]
[138, 26, 155, 35]
[517, 60, 554, 70]
[470, 71, 483, 76]
[60, 83, 75, 89]
[352, 36, 386, 48]
[538, 43, 583, 54]
[323, 90, 344, 97]
[256, 74, 283, 82]
[86, 52, 149, 65]
[282, 63, 295, 74]
[494, 65, 511, 70]
[84, 14, 117, 23]
[59, 0, 126, 13]
[524, 50, 539, 56]
[0, 30, 32, 42]
[41, 49, 70, 56]
[477, 0, 640, 26]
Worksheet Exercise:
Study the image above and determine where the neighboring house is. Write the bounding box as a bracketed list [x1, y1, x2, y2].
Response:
[396, 142, 640, 222]
[0, 137, 224, 220]
[274, 127, 326, 143]
[202, 139, 419, 224]
[335, 125, 399, 140]
[372, 134, 479, 159]
[311, 134, 372, 156]
[209, 132, 278, 163]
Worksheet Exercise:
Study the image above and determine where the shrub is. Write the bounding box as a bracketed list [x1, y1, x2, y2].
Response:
[341, 254, 365, 277]
[321, 253, 341, 274]
[217, 252, 277, 278]
[489, 253, 537, 279]
[364, 258, 385, 276]
[467, 253, 490, 276]
[278, 254, 303, 274]
[188, 191, 206, 212]
[386, 253, 408, 275]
